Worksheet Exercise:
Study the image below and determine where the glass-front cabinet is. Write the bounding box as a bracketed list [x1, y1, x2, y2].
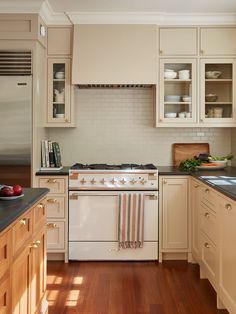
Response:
[200, 59, 236, 124]
[47, 58, 74, 126]
[158, 59, 197, 125]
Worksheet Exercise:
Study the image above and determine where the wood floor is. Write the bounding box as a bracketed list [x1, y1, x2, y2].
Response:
[47, 261, 229, 314]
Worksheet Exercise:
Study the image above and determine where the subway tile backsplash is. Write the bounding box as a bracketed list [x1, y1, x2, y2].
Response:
[48, 88, 231, 166]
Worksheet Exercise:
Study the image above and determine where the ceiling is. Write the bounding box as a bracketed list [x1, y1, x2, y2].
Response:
[49, 0, 236, 13]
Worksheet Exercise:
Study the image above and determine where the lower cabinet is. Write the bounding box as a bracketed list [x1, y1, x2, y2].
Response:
[0, 275, 11, 314]
[159, 176, 189, 261]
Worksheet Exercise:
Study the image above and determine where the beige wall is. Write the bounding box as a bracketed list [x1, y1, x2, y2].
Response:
[48, 88, 232, 166]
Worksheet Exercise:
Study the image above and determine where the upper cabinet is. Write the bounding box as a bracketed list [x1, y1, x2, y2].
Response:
[200, 27, 236, 56]
[72, 25, 157, 84]
[47, 27, 72, 56]
[159, 28, 198, 56]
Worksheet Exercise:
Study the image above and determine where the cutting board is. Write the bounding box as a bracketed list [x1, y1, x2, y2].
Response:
[173, 143, 210, 167]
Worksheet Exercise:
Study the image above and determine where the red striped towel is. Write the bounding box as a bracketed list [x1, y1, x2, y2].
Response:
[118, 193, 145, 249]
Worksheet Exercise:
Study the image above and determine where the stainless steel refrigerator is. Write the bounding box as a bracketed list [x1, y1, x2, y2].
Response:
[0, 76, 32, 187]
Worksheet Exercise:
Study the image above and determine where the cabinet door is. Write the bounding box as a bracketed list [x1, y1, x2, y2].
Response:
[200, 27, 236, 56]
[159, 28, 197, 56]
[47, 58, 73, 126]
[12, 246, 31, 314]
[47, 27, 72, 56]
[218, 198, 236, 313]
[47, 221, 65, 250]
[0, 276, 11, 314]
[161, 177, 188, 250]
[158, 59, 197, 125]
[31, 228, 46, 313]
[200, 59, 236, 125]
[190, 179, 201, 261]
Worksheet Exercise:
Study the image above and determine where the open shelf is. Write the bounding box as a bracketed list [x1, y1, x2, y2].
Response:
[164, 79, 192, 82]
[205, 102, 232, 105]
[164, 101, 191, 105]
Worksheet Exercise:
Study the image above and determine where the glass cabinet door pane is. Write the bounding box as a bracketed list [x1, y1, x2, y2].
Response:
[53, 63, 66, 118]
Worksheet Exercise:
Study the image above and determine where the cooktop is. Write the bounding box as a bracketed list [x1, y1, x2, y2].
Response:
[70, 163, 157, 170]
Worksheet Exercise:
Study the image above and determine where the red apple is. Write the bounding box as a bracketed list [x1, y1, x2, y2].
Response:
[0, 186, 14, 197]
[13, 185, 23, 196]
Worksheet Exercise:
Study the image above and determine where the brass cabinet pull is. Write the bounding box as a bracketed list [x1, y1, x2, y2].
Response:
[205, 188, 209, 194]
[47, 179, 56, 183]
[159, 49, 163, 55]
[194, 184, 199, 188]
[204, 242, 210, 249]
[29, 243, 38, 249]
[19, 218, 27, 226]
[204, 212, 210, 218]
[34, 240, 41, 246]
[37, 203, 45, 209]
[225, 203, 232, 211]
[47, 198, 58, 204]
[47, 223, 57, 229]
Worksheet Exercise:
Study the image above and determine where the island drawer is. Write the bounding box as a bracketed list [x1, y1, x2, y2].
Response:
[45, 196, 66, 219]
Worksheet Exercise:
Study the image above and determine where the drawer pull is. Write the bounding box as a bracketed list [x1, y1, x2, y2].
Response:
[19, 218, 27, 226]
[205, 188, 209, 194]
[47, 179, 57, 183]
[29, 243, 38, 249]
[204, 212, 210, 218]
[194, 184, 199, 188]
[204, 242, 210, 249]
[47, 198, 58, 204]
[34, 240, 41, 246]
[47, 223, 57, 229]
[149, 195, 157, 200]
[37, 203, 45, 209]
[225, 204, 232, 211]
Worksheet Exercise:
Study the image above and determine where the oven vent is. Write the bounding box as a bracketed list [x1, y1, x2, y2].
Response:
[77, 84, 153, 89]
[0, 51, 32, 76]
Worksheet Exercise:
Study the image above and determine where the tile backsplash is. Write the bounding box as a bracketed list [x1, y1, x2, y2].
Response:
[48, 88, 232, 166]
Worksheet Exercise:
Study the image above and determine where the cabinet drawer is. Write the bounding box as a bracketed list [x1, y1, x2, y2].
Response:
[200, 203, 217, 245]
[13, 211, 32, 255]
[46, 221, 65, 250]
[200, 232, 217, 286]
[200, 186, 217, 212]
[33, 201, 46, 230]
[0, 230, 11, 280]
[46, 196, 66, 219]
[38, 178, 66, 194]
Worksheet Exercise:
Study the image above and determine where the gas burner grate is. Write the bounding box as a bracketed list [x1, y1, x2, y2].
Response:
[70, 163, 157, 170]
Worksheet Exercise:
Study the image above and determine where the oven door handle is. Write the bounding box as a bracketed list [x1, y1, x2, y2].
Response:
[70, 192, 158, 200]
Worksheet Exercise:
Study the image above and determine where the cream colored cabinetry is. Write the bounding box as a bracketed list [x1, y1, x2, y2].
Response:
[158, 58, 197, 126]
[36, 175, 68, 262]
[159, 176, 190, 261]
[218, 196, 236, 314]
[200, 27, 236, 56]
[159, 28, 198, 56]
[11, 198, 47, 314]
[47, 27, 72, 56]
[72, 25, 157, 84]
[200, 58, 236, 125]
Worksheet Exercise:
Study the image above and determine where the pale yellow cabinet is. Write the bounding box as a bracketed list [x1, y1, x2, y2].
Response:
[47, 58, 74, 127]
[218, 197, 236, 314]
[72, 25, 157, 84]
[159, 176, 189, 261]
[157, 58, 197, 126]
[200, 58, 236, 125]
[159, 28, 198, 56]
[47, 26, 72, 56]
[200, 27, 236, 56]
[37, 175, 68, 262]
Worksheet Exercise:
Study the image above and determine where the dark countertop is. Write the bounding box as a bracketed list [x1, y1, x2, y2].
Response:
[0, 188, 49, 232]
[158, 166, 236, 202]
[35, 166, 70, 176]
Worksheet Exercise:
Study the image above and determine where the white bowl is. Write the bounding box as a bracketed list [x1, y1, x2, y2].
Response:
[164, 95, 181, 102]
[55, 72, 65, 79]
[164, 71, 177, 79]
[209, 160, 227, 166]
[205, 71, 222, 79]
[182, 95, 192, 102]
[165, 112, 177, 118]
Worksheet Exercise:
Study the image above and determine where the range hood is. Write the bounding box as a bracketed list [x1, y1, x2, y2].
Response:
[72, 25, 157, 86]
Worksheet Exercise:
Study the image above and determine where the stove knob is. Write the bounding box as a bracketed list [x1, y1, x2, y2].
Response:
[80, 178, 86, 184]
[111, 178, 116, 184]
[91, 178, 96, 185]
[131, 179, 137, 184]
[120, 179, 126, 185]
[140, 178, 147, 185]
[100, 178, 106, 185]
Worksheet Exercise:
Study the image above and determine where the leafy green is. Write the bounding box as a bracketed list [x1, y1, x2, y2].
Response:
[208, 154, 234, 161]
[179, 158, 203, 171]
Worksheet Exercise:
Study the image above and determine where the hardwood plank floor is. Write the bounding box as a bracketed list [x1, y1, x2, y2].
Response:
[47, 261, 229, 314]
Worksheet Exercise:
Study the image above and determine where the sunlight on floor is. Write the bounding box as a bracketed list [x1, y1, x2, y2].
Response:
[73, 276, 83, 284]
[47, 290, 59, 306]
[47, 275, 63, 284]
[65, 290, 80, 306]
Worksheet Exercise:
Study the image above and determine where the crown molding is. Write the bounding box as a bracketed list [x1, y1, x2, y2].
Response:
[67, 11, 236, 25]
[40, 0, 71, 25]
[0, 0, 44, 13]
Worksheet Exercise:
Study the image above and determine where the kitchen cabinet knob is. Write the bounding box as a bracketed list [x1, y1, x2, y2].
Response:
[159, 49, 163, 55]
[200, 49, 204, 55]
[200, 118, 204, 122]
[29, 243, 38, 249]
[46, 223, 57, 229]
[20, 218, 27, 226]
[225, 203, 232, 211]
[37, 203, 45, 209]
[204, 242, 210, 249]
[34, 240, 41, 245]
[65, 119, 69, 123]
[194, 184, 199, 188]
[205, 188, 209, 194]
[47, 179, 56, 183]
[204, 212, 210, 218]
[163, 180, 167, 184]
[47, 198, 58, 203]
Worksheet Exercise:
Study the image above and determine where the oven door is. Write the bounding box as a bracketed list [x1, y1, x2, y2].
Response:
[69, 191, 158, 260]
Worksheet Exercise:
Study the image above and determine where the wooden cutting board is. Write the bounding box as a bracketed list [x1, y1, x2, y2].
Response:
[173, 143, 210, 167]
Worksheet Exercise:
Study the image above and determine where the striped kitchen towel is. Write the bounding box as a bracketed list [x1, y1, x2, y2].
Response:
[118, 193, 145, 249]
